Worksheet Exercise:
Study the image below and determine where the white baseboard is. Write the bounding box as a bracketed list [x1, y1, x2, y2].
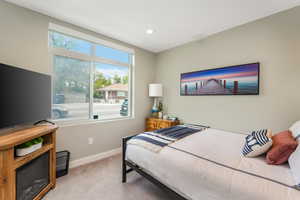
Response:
[69, 147, 122, 169]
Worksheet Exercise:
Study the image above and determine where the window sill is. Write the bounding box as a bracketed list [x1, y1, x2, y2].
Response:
[52, 116, 135, 128]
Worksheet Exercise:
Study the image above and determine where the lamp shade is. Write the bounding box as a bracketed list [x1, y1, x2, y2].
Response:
[149, 83, 163, 97]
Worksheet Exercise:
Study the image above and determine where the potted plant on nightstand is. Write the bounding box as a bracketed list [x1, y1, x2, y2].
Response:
[16, 137, 44, 156]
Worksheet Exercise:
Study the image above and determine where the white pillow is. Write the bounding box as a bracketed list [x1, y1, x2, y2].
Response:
[289, 145, 300, 187]
[289, 121, 300, 139]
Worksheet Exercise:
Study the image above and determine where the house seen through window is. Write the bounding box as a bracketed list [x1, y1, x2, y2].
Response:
[49, 30, 132, 121]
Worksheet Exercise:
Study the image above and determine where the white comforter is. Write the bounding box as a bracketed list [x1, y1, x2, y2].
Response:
[126, 128, 300, 200]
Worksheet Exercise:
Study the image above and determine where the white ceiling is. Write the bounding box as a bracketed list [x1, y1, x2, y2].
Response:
[5, 0, 300, 52]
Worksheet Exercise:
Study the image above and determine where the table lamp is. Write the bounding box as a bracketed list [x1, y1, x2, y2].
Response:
[149, 83, 163, 114]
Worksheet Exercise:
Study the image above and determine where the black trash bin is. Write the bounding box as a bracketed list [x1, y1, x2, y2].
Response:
[56, 151, 70, 178]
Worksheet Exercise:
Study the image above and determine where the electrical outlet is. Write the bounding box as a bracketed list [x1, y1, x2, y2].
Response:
[88, 137, 94, 145]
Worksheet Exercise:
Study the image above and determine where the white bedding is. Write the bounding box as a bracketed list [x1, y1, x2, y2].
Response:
[126, 128, 300, 200]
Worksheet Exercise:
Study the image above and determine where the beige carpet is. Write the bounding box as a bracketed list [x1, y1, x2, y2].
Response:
[44, 154, 179, 200]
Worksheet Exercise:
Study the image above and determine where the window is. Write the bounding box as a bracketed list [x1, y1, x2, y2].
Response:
[95, 45, 130, 64]
[50, 31, 92, 55]
[49, 25, 133, 122]
[52, 56, 90, 120]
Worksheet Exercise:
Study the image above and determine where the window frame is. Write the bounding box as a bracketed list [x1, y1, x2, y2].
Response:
[48, 23, 135, 125]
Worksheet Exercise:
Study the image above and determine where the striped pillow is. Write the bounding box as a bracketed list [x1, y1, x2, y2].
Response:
[242, 129, 273, 157]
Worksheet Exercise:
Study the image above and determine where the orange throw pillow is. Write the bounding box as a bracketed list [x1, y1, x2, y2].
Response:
[266, 130, 298, 165]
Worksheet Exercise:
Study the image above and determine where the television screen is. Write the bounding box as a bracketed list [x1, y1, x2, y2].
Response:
[180, 63, 259, 95]
[0, 63, 51, 129]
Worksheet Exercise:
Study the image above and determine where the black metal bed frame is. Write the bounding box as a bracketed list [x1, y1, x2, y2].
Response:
[122, 135, 188, 200]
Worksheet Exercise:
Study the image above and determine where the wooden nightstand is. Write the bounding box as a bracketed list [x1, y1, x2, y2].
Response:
[146, 118, 180, 132]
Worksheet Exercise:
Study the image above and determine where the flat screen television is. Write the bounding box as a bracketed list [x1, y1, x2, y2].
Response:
[180, 63, 260, 96]
[0, 63, 51, 129]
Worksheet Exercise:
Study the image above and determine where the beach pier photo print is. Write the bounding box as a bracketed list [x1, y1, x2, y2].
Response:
[180, 63, 259, 95]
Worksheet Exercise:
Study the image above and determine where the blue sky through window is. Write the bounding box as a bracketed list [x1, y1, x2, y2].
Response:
[51, 31, 130, 79]
[96, 45, 130, 64]
[51, 31, 91, 55]
[51, 31, 130, 64]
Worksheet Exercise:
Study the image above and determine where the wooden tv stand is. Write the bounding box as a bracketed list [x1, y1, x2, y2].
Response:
[0, 125, 58, 200]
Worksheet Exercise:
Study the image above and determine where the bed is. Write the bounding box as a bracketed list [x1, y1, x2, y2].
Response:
[122, 127, 300, 200]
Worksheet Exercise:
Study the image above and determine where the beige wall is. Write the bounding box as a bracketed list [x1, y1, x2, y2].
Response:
[156, 6, 300, 133]
[0, 1, 156, 160]
[2, 1, 300, 160]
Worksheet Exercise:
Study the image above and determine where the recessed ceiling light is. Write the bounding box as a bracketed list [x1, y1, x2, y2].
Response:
[146, 29, 154, 34]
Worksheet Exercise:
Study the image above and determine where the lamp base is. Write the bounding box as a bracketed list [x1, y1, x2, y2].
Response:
[151, 98, 159, 113]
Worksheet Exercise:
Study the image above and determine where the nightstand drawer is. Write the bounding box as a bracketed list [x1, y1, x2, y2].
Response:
[146, 123, 156, 131]
[146, 118, 180, 132]
[157, 121, 169, 129]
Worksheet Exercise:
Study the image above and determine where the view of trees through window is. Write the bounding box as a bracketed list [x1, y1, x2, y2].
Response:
[50, 31, 131, 121]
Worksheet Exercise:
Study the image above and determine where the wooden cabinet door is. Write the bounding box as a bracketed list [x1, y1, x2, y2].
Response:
[0, 152, 4, 200]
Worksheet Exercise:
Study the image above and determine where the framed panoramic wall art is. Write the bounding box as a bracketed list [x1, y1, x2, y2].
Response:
[180, 63, 260, 96]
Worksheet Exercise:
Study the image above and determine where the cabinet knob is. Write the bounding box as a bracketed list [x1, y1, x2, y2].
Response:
[0, 177, 7, 186]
